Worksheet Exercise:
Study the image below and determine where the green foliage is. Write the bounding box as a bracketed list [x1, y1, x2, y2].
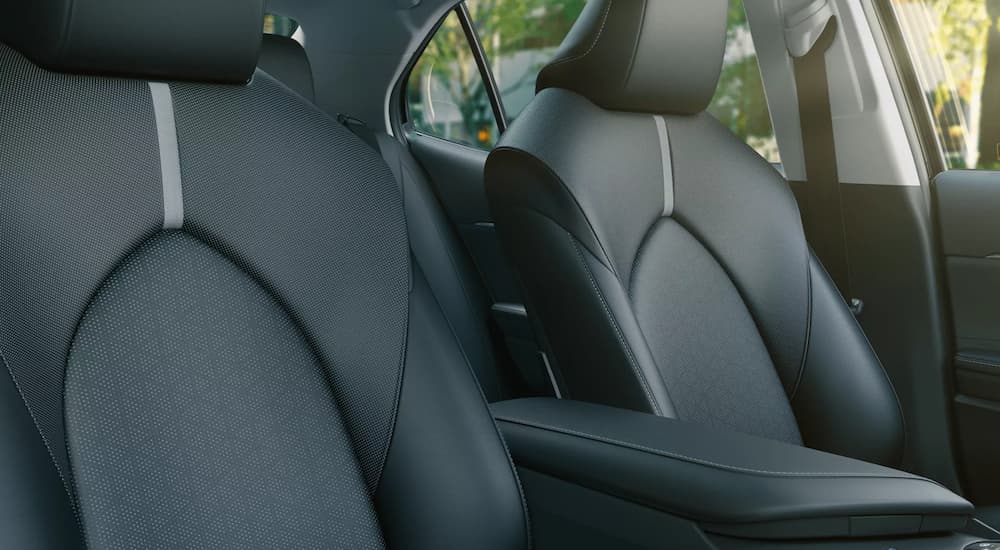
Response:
[408, 0, 782, 162]
[898, 0, 1000, 168]
[707, 0, 779, 162]
[263, 14, 299, 37]
[408, 12, 493, 148]
[407, 1, 585, 149]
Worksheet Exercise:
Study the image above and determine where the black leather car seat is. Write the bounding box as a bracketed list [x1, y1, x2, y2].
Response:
[485, 0, 905, 467]
[0, 1, 529, 548]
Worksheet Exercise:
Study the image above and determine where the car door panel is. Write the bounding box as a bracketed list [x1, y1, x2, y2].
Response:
[935, 169, 1000, 504]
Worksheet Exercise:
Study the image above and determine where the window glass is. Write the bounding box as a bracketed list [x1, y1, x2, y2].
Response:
[890, 0, 1000, 170]
[707, 0, 781, 164]
[407, 11, 501, 150]
[264, 14, 304, 45]
[469, 0, 588, 123]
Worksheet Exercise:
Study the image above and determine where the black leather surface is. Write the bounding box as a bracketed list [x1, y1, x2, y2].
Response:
[493, 398, 971, 538]
[252, 35, 508, 401]
[935, 170, 1000, 257]
[0, 0, 263, 83]
[537, 0, 727, 115]
[935, 170, 1000, 352]
[0, 20, 531, 547]
[258, 34, 315, 100]
[0, 366, 83, 549]
[379, 136, 508, 401]
[376, 270, 529, 550]
[792, 254, 905, 467]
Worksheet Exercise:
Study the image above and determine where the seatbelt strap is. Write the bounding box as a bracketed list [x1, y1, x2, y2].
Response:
[790, 13, 853, 300]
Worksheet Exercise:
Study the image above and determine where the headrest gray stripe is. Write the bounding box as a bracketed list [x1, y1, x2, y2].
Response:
[654, 115, 674, 216]
[149, 82, 184, 230]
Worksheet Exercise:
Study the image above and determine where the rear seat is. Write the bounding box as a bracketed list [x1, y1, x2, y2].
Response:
[258, 34, 510, 401]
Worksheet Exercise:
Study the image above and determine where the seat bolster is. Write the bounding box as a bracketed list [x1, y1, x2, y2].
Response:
[486, 193, 674, 415]
[486, 89, 667, 284]
[0, 365, 83, 549]
[487, 114, 674, 415]
[488, 145, 617, 275]
[792, 253, 905, 466]
[375, 268, 529, 550]
[381, 136, 504, 400]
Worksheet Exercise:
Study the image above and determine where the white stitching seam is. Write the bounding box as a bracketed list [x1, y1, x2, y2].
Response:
[568, 232, 663, 416]
[957, 356, 1000, 370]
[0, 346, 80, 511]
[544, 0, 614, 71]
[496, 415, 944, 482]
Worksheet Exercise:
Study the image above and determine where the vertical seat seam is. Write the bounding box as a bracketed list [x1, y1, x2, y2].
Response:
[0, 346, 84, 533]
[566, 230, 663, 416]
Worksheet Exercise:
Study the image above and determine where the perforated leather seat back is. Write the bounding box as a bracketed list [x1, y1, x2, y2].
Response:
[0, 1, 529, 548]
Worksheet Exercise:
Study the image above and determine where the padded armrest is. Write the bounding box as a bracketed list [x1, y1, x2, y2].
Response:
[492, 398, 973, 540]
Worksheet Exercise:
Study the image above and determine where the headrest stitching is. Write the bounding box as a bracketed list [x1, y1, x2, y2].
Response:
[544, 0, 613, 71]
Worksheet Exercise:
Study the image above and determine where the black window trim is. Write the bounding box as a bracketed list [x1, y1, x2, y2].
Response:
[871, 0, 952, 180]
[456, 1, 509, 133]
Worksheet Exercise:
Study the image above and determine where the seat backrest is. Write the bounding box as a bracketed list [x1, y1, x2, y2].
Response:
[258, 33, 316, 101]
[256, 34, 510, 400]
[485, 0, 904, 466]
[0, 1, 529, 548]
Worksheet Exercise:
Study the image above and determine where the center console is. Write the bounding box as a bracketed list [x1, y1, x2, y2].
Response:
[492, 398, 994, 549]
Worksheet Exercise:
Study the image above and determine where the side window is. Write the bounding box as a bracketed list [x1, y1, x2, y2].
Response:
[263, 13, 305, 45]
[407, 11, 501, 150]
[406, 1, 587, 149]
[707, 0, 781, 164]
[889, 0, 1000, 170]
[469, 0, 588, 123]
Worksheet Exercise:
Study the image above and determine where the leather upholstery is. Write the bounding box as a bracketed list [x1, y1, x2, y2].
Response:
[536, 0, 727, 115]
[0, 0, 262, 83]
[378, 135, 510, 401]
[258, 34, 315, 101]
[486, 0, 905, 466]
[255, 34, 509, 401]
[0, 3, 529, 547]
[493, 398, 971, 539]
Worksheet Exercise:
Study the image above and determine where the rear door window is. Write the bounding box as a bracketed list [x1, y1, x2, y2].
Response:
[407, 10, 502, 149]
[469, 0, 587, 123]
[888, 0, 1000, 170]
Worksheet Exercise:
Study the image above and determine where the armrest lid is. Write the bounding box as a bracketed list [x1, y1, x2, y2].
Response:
[493, 398, 972, 539]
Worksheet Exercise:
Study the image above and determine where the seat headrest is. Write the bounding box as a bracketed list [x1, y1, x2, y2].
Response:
[0, 0, 264, 83]
[258, 34, 315, 101]
[537, 0, 728, 115]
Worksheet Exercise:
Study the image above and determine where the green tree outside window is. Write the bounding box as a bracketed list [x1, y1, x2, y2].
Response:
[708, 0, 781, 164]
[407, 0, 783, 162]
[892, 0, 1000, 170]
